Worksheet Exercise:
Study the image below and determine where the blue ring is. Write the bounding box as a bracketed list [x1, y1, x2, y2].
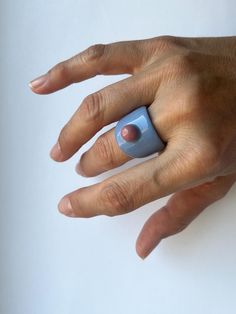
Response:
[114, 106, 165, 158]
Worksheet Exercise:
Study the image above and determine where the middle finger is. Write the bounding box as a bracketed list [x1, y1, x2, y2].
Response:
[50, 71, 158, 162]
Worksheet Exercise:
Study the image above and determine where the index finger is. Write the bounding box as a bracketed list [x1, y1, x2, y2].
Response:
[29, 39, 154, 94]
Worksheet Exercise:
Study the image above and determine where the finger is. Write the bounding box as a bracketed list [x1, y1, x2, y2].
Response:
[75, 127, 132, 177]
[29, 39, 156, 94]
[136, 172, 236, 259]
[50, 72, 158, 162]
[57, 139, 218, 218]
[74, 97, 168, 177]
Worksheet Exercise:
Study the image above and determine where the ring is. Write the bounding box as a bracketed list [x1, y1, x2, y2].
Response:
[114, 106, 166, 158]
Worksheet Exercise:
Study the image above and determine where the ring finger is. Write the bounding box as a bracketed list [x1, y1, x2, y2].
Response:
[75, 103, 165, 177]
[76, 127, 132, 177]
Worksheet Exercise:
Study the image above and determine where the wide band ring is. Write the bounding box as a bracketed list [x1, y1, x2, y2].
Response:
[114, 106, 166, 158]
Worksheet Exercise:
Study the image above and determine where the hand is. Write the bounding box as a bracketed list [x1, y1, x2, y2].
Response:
[30, 36, 236, 259]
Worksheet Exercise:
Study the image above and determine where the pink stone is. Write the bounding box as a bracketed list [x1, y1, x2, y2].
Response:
[121, 124, 140, 142]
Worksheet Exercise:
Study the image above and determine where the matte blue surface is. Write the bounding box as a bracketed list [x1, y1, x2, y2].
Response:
[115, 106, 165, 158]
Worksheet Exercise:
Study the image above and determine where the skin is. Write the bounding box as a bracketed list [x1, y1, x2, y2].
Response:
[29, 35, 236, 259]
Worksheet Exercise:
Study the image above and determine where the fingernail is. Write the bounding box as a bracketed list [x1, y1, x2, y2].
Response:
[138, 251, 147, 260]
[76, 162, 88, 177]
[50, 142, 64, 161]
[137, 253, 146, 260]
[29, 74, 48, 90]
[136, 242, 151, 260]
[58, 197, 74, 216]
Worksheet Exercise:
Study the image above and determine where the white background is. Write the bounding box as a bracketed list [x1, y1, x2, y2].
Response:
[1, 1, 236, 313]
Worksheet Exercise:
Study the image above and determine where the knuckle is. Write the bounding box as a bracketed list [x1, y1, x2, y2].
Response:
[164, 50, 200, 78]
[145, 36, 179, 68]
[82, 44, 106, 63]
[195, 142, 222, 176]
[152, 168, 164, 191]
[152, 35, 178, 53]
[100, 181, 132, 216]
[188, 141, 222, 177]
[94, 135, 116, 169]
[155, 35, 178, 50]
[80, 92, 105, 124]
[50, 61, 71, 82]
